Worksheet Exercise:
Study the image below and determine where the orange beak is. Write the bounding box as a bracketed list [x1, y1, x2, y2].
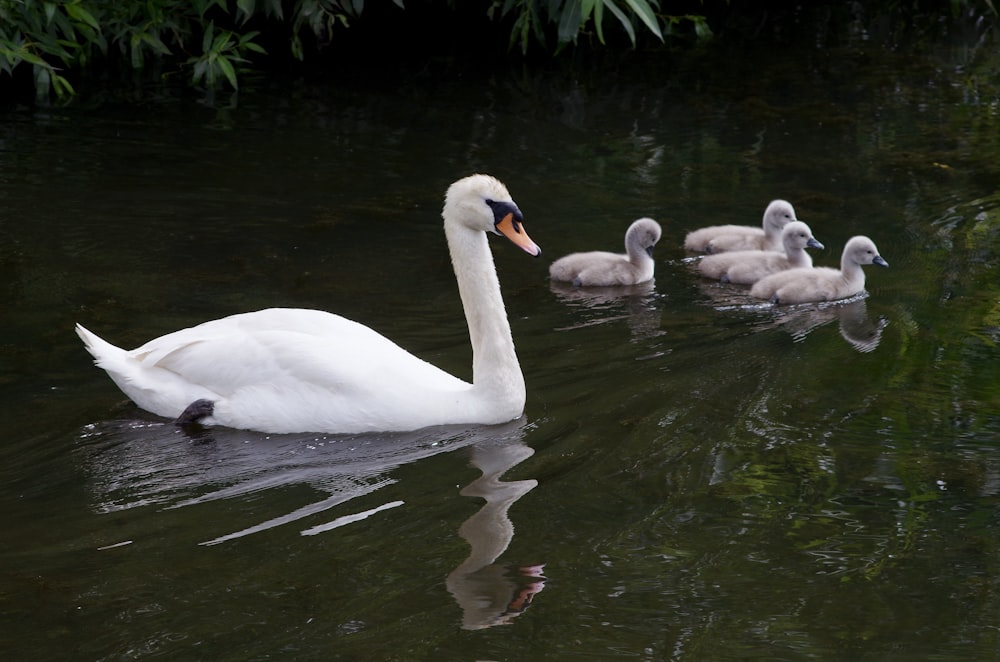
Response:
[496, 213, 541, 256]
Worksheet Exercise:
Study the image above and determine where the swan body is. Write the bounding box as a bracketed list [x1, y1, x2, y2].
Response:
[684, 199, 798, 253]
[750, 235, 888, 304]
[77, 174, 541, 434]
[697, 221, 823, 285]
[548, 217, 661, 287]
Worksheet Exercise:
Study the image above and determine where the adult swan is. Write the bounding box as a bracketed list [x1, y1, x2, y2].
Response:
[76, 174, 541, 434]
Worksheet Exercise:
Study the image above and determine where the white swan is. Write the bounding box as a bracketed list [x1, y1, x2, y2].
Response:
[548, 217, 661, 287]
[684, 199, 798, 253]
[76, 174, 541, 434]
[697, 221, 823, 285]
[750, 235, 888, 304]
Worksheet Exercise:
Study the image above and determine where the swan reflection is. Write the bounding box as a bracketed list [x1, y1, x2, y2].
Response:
[77, 415, 542, 628]
[77, 416, 530, 539]
[446, 439, 544, 630]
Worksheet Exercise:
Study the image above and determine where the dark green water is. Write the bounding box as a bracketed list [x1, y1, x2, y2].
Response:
[2, 18, 999, 661]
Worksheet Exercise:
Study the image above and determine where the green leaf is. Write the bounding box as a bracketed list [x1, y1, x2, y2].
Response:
[202, 22, 214, 53]
[622, 0, 663, 41]
[141, 32, 171, 56]
[17, 50, 49, 67]
[217, 54, 237, 89]
[33, 63, 51, 101]
[265, 0, 284, 20]
[65, 2, 100, 31]
[211, 31, 232, 55]
[236, 0, 257, 23]
[594, 0, 605, 43]
[129, 32, 143, 68]
[52, 72, 75, 96]
[509, 10, 529, 54]
[192, 58, 207, 84]
[692, 15, 713, 40]
[55, 38, 82, 51]
[557, 0, 582, 43]
[239, 30, 261, 44]
[602, 0, 635, 46]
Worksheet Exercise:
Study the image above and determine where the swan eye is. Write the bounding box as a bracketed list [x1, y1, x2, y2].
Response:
[486, 199, 524, 233]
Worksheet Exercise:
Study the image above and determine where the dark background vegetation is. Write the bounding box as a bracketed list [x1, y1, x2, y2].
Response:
[1, 0, 997, 107]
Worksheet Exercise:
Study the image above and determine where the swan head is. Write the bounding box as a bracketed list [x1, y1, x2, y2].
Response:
[763, 199, 798, 231]
[445, 174, 541, 256]
[782, 220, 824, 251]
[845, 235, 889, 268]
[625, 217, 662, 257]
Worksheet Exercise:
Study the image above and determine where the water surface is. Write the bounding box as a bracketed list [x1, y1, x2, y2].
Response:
[2, 17, 999, 660]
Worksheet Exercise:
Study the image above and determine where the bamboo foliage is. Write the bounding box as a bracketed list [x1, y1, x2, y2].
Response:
[0, 0, 700, 101]
[489, 0, 710, 52]
[2, 2, 997, 102]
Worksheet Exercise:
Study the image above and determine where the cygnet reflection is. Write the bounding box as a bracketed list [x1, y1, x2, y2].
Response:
[769, 297, 888, 352]
[695, 276, 887, 353]
[550, 278, 663, 340]
[836, 299, 889, 352]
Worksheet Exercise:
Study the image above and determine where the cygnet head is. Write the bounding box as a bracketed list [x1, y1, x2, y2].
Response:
[444, 174, 540, 256]
[763, 199, 798, 232]
[625, 217, 662, 259]
[844, 235, 889, 268]
[782, 220, 824, 252]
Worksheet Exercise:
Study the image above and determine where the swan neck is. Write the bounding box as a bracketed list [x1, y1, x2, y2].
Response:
[840, 255, 866, 287]
[445, 223, 523, 396]
[626, 237, 647, 265]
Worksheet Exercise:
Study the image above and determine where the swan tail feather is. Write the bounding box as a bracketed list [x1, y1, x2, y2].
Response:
[76, 323, 124, 363]
[75, 323, 140, 385]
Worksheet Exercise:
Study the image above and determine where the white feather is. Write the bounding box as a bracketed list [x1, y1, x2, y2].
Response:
[77, 174, 540, 434]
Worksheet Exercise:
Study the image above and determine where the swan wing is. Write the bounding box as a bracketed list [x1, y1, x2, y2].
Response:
[550, 251, 645, 287]
[684, 224, 759, 252]
[725, 252, 790, 284]
[131, 308, 468, 400]
[706, 230, 767, 253]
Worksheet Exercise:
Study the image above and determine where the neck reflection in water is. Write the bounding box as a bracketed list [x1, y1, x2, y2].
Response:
[77, 415, 542, 630]
[446, 439, 544, 630]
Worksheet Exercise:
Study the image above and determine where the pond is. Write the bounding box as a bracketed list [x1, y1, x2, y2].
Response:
[2, 12, 999, 661]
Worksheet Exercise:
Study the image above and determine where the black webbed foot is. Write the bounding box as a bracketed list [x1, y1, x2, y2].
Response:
[175, 399, 215, 428]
